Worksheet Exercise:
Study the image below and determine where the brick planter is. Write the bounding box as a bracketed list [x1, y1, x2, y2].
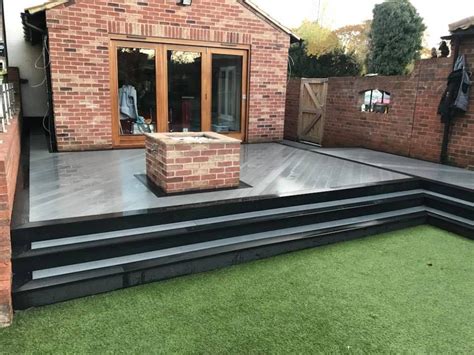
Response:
[145, 132, 241, 194]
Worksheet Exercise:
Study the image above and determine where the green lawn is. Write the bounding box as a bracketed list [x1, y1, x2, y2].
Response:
[1, 225, 473, 353]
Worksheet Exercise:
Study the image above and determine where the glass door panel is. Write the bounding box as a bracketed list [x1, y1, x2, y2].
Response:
[117, 47, 156, 135]
[167, 50, 202, 132]
[211, 54, 243, 133]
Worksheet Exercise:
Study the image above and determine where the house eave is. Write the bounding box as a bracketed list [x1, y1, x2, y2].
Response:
[441, 27, 474, 40]
[24, 0, 70, 15]
[448, 16, 474, 32]
[240, 0, 301, 44]
[442, 16, 474, 40]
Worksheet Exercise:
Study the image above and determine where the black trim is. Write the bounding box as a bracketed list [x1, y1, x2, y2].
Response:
[427, 214, 474, 240]
[424, 196, 473, 220]
[43, 32, 57, 152]
[422, 180, 474, 202]
[11, 179, 421, 242]
[12, 194, 423, 273]
[13, 214, 425, 309]
[441, 27, 474, 40]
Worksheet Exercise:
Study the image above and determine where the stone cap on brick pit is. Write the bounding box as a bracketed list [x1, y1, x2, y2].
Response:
[145, 132, 241, 145]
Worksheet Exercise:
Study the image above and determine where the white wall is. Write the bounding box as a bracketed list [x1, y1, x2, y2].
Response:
[4, 0, 48, 117]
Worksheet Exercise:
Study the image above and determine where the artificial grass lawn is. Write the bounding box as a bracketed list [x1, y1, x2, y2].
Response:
[1, 225, 473, 354]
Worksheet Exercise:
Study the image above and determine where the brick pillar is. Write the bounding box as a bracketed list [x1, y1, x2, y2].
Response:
[284, 78, 301, 141]
[146, 132, 241, 194]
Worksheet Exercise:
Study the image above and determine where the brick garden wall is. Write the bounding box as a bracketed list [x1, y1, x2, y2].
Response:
[318, 57, 473, 168]
[284, 78, 301, 141]
[0, 114, 21, 327]
[448, 36, 474, 169]
[46, 0, 291, 151]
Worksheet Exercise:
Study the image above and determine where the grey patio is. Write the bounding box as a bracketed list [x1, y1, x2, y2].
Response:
[29, 131, 409, 222]
[283, 140, 474, 190]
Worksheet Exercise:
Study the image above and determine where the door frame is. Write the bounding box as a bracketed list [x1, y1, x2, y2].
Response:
[110, 37, 249, 148]
[164, 44, 207, 135]
[209, 47, 248, 141]
[110, 40, 163, 148]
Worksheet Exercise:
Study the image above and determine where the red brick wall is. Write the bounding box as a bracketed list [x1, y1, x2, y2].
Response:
[46, 0, 291, 151]
[319, 57, 473, 168]
[323, 72, 418, 156]
[409, 59, 452, 162]
[0, 115, 21, 327]
[284, 78, 301, 140]
[448, 37, 474, 169]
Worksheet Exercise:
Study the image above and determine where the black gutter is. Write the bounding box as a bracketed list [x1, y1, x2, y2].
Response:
[43, 34, 57, 152]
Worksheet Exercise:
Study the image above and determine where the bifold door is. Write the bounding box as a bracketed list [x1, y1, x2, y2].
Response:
[111, 40, 248, 147]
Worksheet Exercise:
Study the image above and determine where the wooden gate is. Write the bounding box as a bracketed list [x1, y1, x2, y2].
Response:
[297, 78, 328, 145]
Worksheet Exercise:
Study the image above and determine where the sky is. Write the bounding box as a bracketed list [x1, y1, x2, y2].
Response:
[252, 0, 474, 48]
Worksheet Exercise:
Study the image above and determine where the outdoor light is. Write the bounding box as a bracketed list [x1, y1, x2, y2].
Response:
[177, 0, 192, 6]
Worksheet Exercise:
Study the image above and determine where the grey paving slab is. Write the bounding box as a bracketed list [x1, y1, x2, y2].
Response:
[29, 132, 408, 222]
[283, 141, 474, 191]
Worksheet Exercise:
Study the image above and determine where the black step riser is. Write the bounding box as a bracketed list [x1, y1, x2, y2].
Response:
[425, 197, 473, 220]
[12, 197, 423, 274]
[421, 180, 474, 202]
[16, 197, 407, 256]
[12, 180, 422, 243]
[13, 215, 425, 310]
[427, 215, 474, 239]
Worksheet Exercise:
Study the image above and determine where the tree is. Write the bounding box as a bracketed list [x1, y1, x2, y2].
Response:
[289, 43, 361, 78]
[334, 21, 371, 73]
[294, 20, 340, 57]
[367, 0, 426, 75]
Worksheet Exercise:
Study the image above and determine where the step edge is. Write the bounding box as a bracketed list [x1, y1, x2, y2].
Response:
[14, 210, 426, 293]
[13, 177, 421, 231]
[16, 194, 425, 257]
[17, 191, 426, 249]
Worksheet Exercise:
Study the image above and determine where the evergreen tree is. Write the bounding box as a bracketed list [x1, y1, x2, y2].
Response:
[367, 0, 426, 75]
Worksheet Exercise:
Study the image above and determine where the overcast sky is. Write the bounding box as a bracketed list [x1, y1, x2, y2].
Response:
[253, 0, 474, 48]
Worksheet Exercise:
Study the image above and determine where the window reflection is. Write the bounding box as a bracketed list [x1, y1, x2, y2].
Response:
[212, 54, 242, 133]
[117, 47, 156, 135]
[167, 50, 202, 132]
[361, 89, 390, 113]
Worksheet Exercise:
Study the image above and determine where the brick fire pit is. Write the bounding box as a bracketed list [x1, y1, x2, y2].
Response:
[145, 132, 241, 194]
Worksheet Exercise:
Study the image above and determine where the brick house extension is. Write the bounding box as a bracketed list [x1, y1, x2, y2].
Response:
[23, 0, 299, 151]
